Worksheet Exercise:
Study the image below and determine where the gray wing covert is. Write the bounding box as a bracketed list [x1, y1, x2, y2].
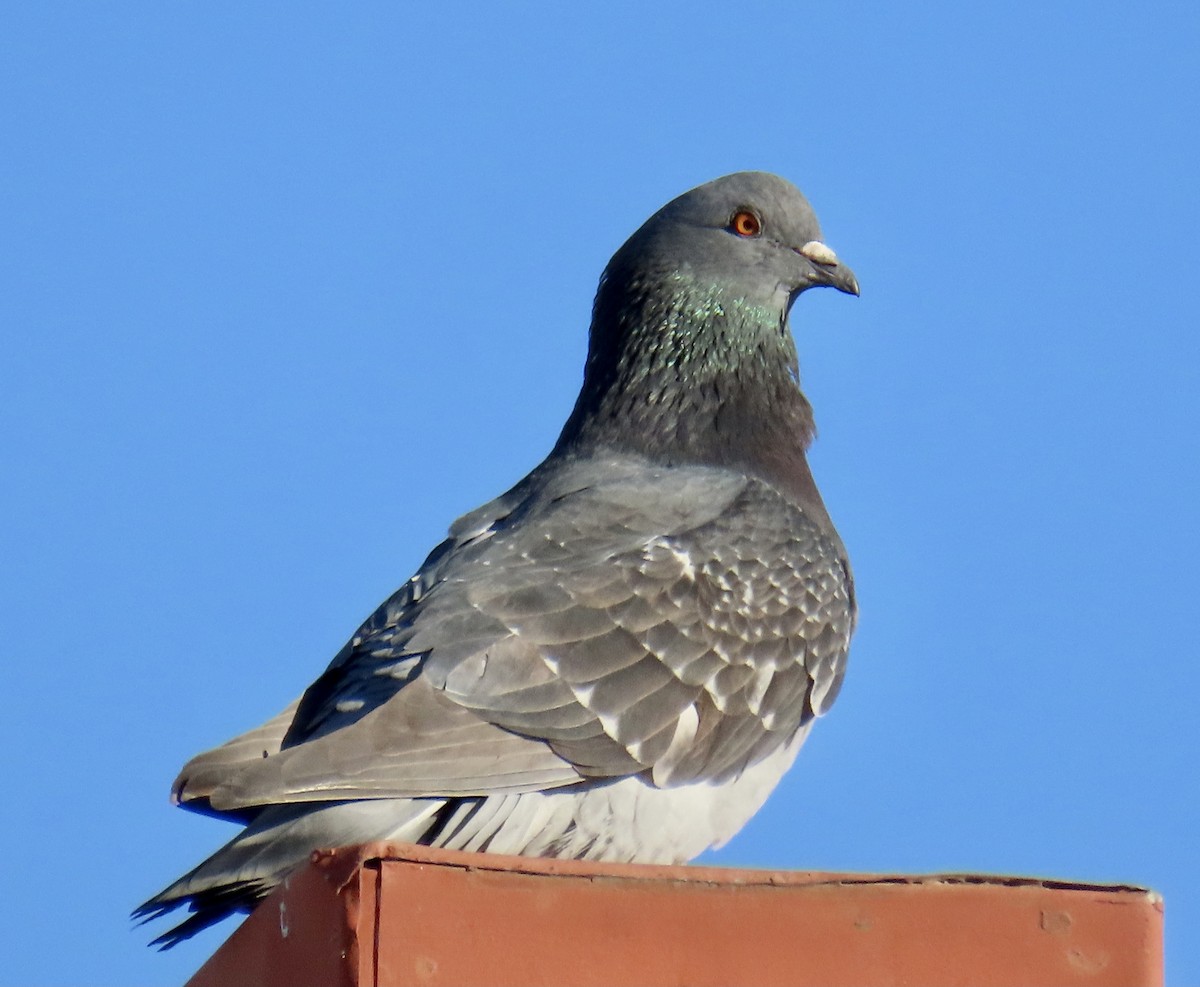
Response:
[431, 470, 854, 786]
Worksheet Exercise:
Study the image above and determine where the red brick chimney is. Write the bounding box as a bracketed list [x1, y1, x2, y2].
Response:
[186, 843, 1163, 987]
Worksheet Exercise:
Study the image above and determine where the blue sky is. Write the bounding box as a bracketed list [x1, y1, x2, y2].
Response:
[3, 4, 1197, 983]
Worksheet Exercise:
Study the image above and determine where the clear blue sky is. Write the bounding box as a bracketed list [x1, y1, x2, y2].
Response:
[3, 4, 1196, 984]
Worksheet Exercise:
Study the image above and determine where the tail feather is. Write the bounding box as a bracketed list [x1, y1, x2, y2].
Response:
[134, 798, 441, 947]
[135, 758, 796, 948]
[135, 879, 270, 950]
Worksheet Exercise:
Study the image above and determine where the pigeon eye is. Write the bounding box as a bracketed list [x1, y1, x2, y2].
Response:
[731, 210, 762, 238]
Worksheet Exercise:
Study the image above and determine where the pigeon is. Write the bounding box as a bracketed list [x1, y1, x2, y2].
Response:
[135, 171, 860, 948]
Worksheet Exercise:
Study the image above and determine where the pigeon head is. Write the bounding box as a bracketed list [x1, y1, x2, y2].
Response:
[612, 171, 859, 310]
[556, 172, 857, 498]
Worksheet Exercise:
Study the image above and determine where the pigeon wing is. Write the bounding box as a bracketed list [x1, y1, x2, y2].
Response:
[439, 464, 854, 786]
[184, 457, 852, 813]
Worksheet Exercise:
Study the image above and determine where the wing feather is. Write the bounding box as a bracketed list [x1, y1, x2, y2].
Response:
[174, 454, 853, 815]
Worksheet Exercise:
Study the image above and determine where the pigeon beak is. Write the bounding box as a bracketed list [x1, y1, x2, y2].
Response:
[796, 240, 860, 297]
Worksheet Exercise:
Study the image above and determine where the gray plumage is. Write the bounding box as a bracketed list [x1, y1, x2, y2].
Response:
[135, 171, 859, 948]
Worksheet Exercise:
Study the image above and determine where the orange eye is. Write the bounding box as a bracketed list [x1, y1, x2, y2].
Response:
[731, 210, 762, 237]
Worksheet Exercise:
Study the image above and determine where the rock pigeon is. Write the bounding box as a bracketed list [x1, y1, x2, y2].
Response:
[135, 171, 859, 948]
